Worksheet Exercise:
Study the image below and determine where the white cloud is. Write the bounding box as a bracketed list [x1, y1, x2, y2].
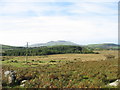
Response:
[0, 0, 119, 2]
[0, 0, 118, 46]
[0, 15, 118, 46]
[0, 1, 117, 18]
[69, 2, 117, 15]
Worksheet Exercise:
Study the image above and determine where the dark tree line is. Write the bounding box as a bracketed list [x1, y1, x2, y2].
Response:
[2, 45, 94, 56]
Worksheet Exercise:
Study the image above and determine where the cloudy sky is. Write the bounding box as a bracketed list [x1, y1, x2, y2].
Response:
[0, 0, 118, 46]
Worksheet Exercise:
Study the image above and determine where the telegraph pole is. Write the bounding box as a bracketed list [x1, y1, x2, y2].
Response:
[25, 42, 28, 63]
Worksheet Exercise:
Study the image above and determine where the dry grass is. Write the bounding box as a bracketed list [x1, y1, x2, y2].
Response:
[2, 50, 118, 65]
[2, 50, 118, 88]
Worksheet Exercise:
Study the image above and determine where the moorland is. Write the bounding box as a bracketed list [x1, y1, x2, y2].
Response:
[1, 41, 119, 88]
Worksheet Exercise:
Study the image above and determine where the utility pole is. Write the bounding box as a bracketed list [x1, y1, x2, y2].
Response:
[25, 42, 28, 63]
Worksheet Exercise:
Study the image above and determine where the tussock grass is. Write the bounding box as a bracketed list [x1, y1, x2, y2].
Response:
[2, 50, 118, 88]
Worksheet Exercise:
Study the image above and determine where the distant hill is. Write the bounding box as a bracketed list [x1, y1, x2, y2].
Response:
[0, 44, 24, 51]
[0, 44, 16, 50]
[29, 40, 79, 47]
[1, 42, 119, 51]
[85, 43, 120, 50]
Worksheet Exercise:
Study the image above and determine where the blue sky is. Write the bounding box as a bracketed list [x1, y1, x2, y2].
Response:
[0, 0, 118, 46]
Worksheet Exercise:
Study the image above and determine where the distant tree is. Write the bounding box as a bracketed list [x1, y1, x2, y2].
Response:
[3, 45, 95, 56]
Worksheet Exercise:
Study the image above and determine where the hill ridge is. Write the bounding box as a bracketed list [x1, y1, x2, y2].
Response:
[29, 40, 79, 47]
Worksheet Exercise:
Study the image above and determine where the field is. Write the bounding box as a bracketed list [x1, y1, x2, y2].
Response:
[1, 50, 119, 88]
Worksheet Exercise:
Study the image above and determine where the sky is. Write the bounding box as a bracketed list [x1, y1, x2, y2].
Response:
[0, 0, 118, 46]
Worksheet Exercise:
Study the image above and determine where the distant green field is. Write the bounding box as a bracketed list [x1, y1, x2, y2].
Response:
[85, 43, 119, 50]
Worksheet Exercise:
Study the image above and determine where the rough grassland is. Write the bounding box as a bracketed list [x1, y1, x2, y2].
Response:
[2, 50, 119, 88]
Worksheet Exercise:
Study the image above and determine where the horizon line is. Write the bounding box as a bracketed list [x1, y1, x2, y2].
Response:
[0, 40, 119, 47]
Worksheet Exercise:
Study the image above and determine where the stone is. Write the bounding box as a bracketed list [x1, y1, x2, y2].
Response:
[4, 70, 16, 84]
[21, 80, 27, 84]
[20, 84, 25, 87]
[4, 71, 11, 77]
[108, 79, 120, 87]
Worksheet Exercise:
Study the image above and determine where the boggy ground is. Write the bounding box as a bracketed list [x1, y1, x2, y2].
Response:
[1, 50, 119, 88]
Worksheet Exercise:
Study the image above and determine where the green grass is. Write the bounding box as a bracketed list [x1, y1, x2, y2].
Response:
[2, 61, 30, 67]
[2, 58, 61, 68]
